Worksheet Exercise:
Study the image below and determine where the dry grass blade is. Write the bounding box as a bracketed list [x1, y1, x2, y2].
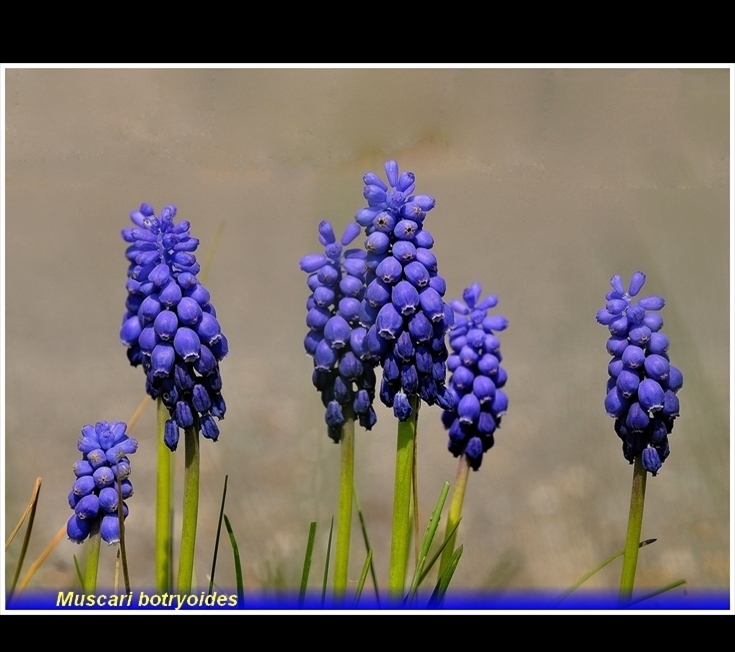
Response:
[6, 477, 42, 550]
[8, 477, 43, 598]
[17, 523, 66, 592]
[126, 396, 150, 432]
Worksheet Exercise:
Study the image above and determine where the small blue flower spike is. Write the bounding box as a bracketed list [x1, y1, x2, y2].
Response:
[355, 161, 454, 421]
[301, 221, 378, 442]
[597, 272, 683, 476]
[67, 422, 137, 544]
[441, 283, 508, 471]
[121, 204, 227, 451]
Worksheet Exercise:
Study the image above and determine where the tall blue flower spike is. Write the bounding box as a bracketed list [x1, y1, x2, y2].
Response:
[301, 220, 378, 442]
[597, 272, 683, 476]
[354, 160, 454, 421]
[441, 283, 508, 471]
[67, 421, 137, 544]
[120, 204, 227, 451]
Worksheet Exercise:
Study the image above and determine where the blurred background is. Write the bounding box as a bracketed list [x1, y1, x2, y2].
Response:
[4, 67, 730, 597]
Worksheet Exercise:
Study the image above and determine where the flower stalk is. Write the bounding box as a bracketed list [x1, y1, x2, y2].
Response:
[388, 395, 419, 600]
[333, 412, 355, 598]
[83, 522, 101, 594]
[155, 398, 173, 591]
[620, 456, 648, 602]
[439, 454, 470, 577]
[177, 425, 200, 592]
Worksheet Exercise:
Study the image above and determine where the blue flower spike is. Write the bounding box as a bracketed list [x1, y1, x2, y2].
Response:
[356, 160, 457, 598]
[301, 220, 378, 441]
[442, 282, 508, 471]
[597, 272, 683, 476]
[67, 421, 137, 545]
[301, 219, 381, 597]
[355, 160, 454, 420]
[121, 204, 227, 451]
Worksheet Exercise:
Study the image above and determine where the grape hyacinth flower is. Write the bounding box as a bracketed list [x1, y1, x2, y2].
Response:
[300, 220, 378, 442]
[355, 160, 456, 597]
[355, 160, 454, 421]
[301, 220, 379, 596]
[120, 204, 227, 451]
[596, 272, 683, 476]
[67, 421, 137, 545]
[438, 283, 508, 578]
[442, 283, 509, 471]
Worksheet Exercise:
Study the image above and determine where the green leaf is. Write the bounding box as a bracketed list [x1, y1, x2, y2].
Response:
[208, 475, 229, 595]
[630, 578, 686, 606]
[554, 538, 657, 605]
[354, 549, 373, 607]
[223, 514, 243, 607]
[73, 554, 84, 589]
[299, 521, 318, 605]
[418, 517, 462, 587]
[429, 545, 463, 607]
[406, 481, 450, 603]
[354, 487, 379, 604]
[321, 517, 334, 607]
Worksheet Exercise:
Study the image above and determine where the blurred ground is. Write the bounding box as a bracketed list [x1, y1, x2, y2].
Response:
[3, 67, 731, 598]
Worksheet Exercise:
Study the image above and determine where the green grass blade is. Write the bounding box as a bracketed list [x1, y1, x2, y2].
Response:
[321, 517, 334, 607]
[223, 514, 244, 607]
[630, 579, 687, 606]
[418, 517, 462, 587]
[354, 549, 373, 607]
[418, 482, 450, 567]
[428, 545, 463, 607]
[208, 475, 229, 595]
[73, 554, 84, 589]
[554, 538, 657, 604]
[354, 487, 380, 603]
[299, 521, 318, 605]
[406, 481, 450, 603]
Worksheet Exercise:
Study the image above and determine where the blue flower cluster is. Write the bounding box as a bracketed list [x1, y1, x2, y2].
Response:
[301, 220, 378, 442]
[354, 161, 454, 421]
[441, 283, 509, 471]
[120, 204, 227, 451]
[67, 422, 137, 544]
[597, 272, 683, 476]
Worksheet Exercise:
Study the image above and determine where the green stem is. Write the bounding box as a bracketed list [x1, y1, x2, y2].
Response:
[620, 456, 648, 603]
[439, 455, 470, 577]
[177, 425, 200, 592]
[83, 521, 101, 595]
[412, 419, 420, 567]
[333, 414, 355, 599]
[388, 395, 419, 601]
[155, 398, 173, 592]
